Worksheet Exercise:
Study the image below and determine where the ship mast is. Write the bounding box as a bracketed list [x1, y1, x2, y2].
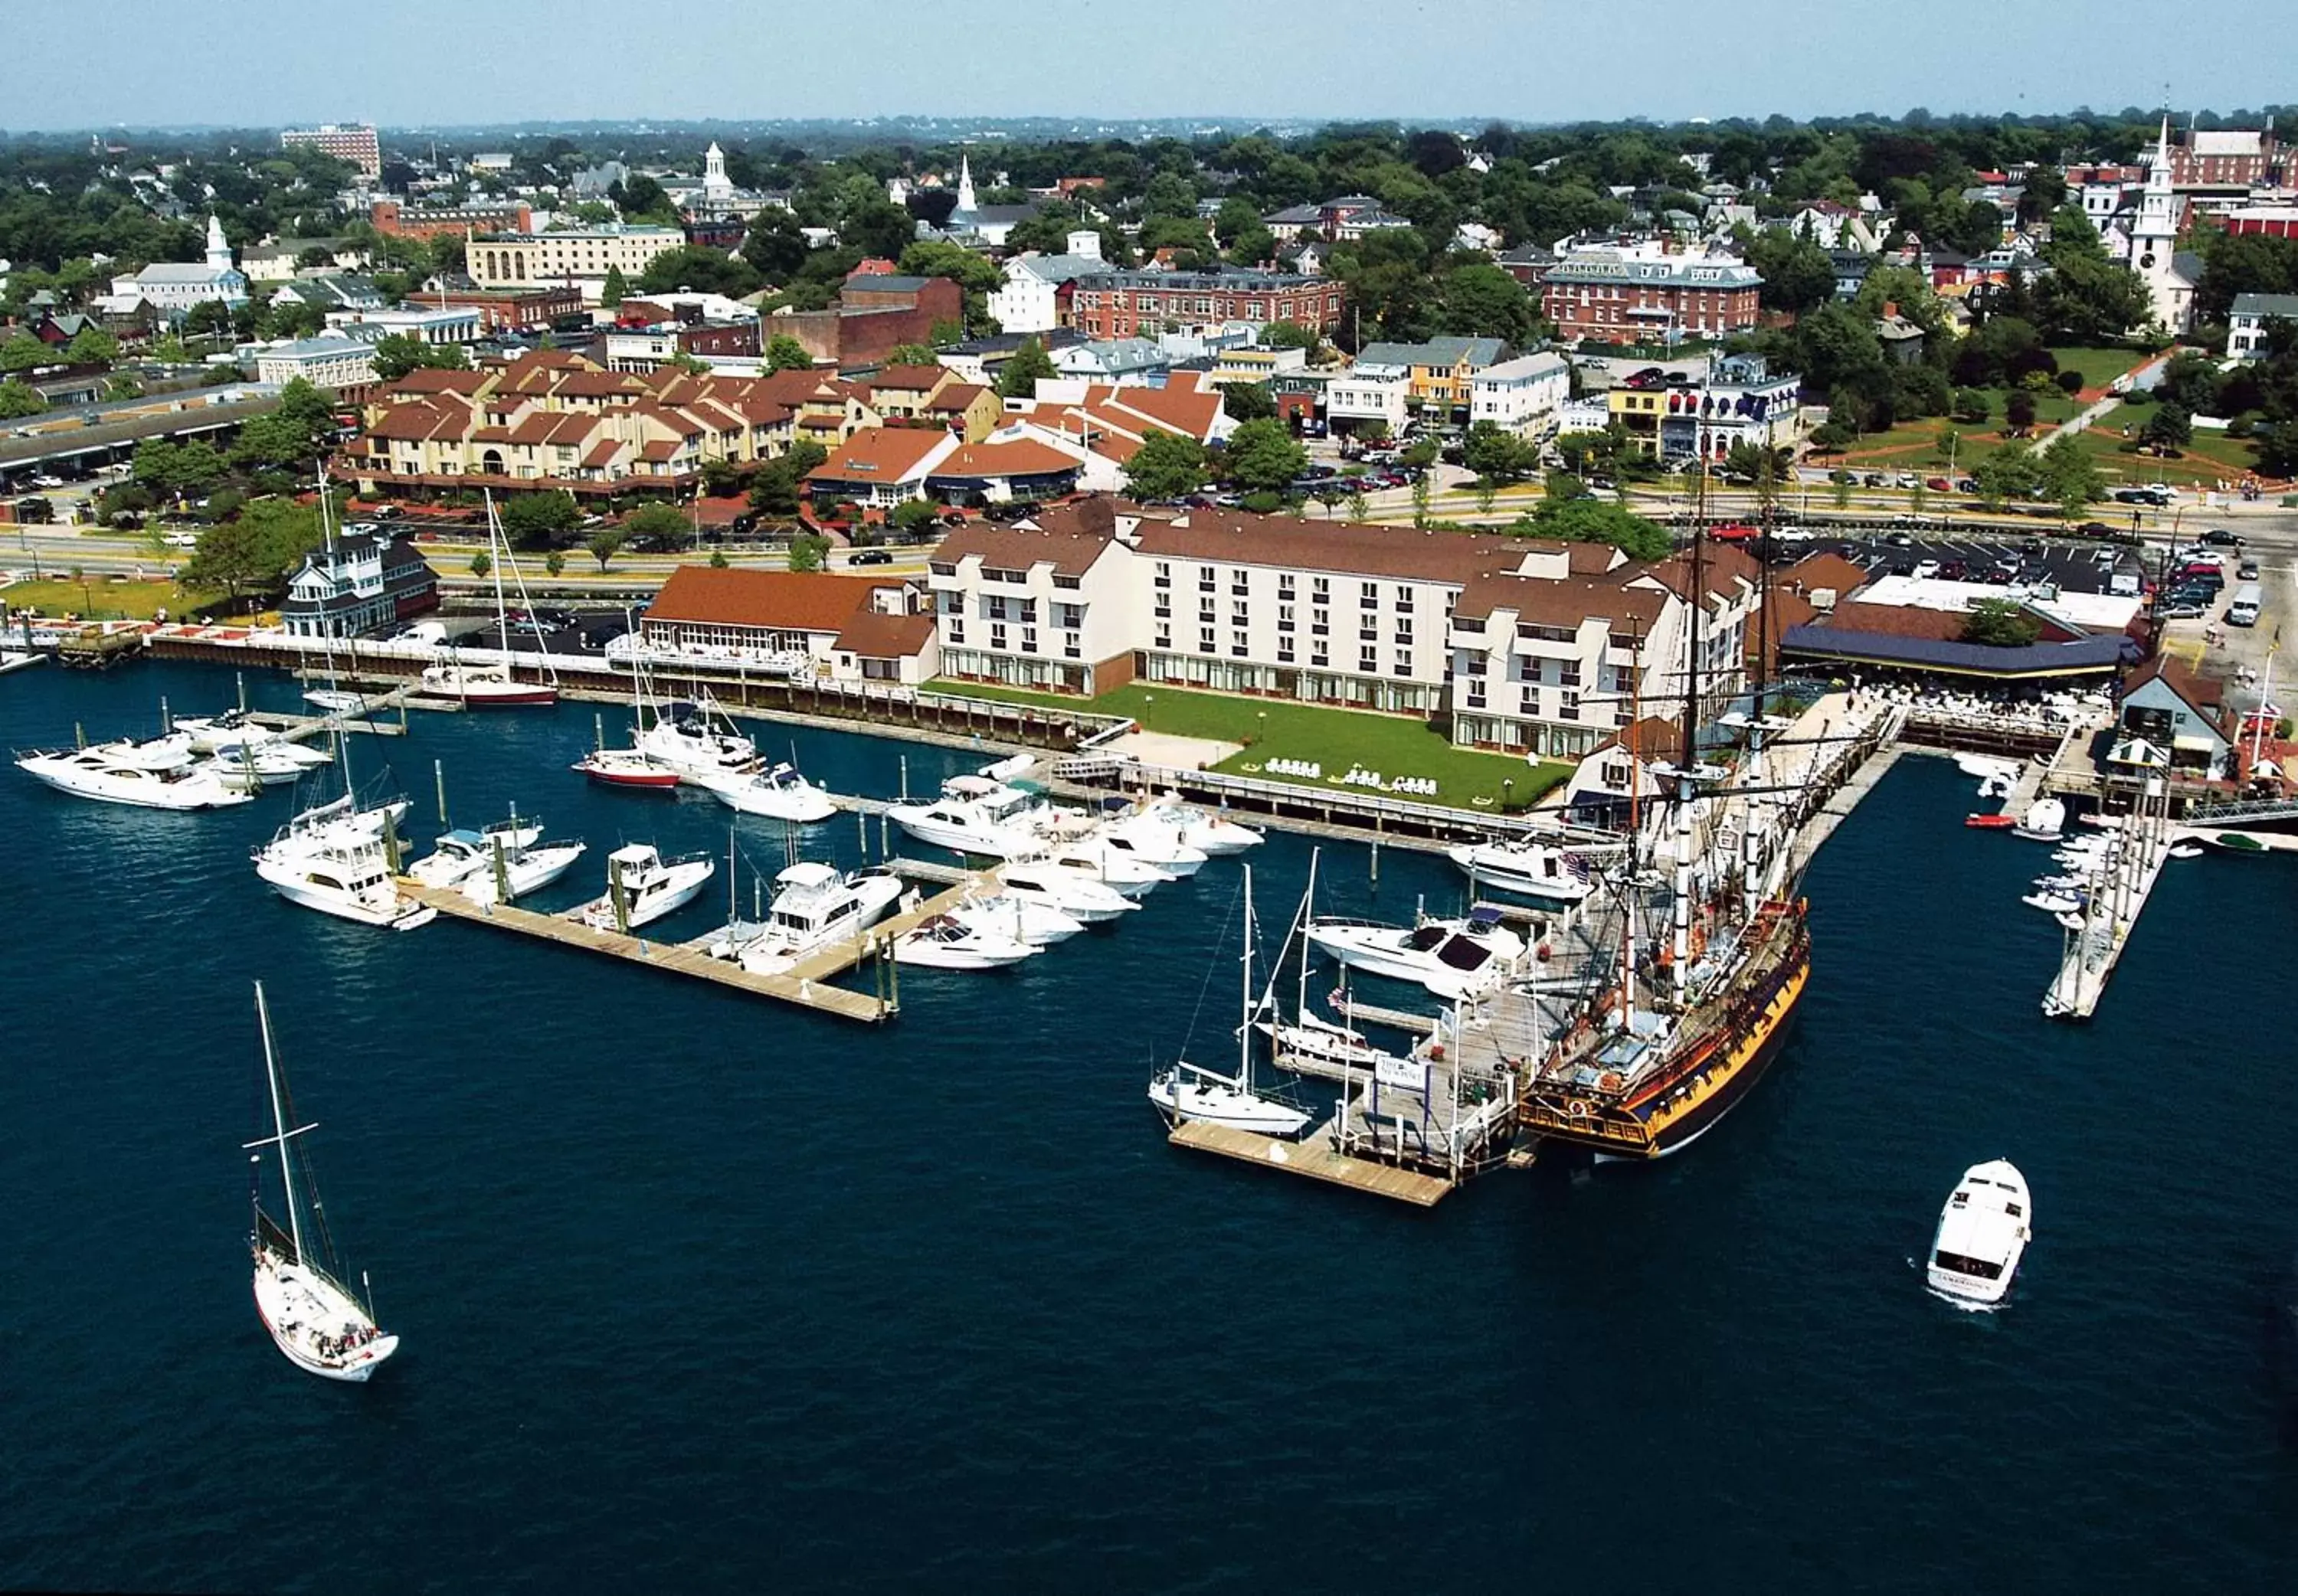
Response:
[1670, 458, 1709, 1002]
[1741, 459, 1777, 926]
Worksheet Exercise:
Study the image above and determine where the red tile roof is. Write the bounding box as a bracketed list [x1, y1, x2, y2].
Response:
[868, 363, 950, 393]
[928, 440, 1081, 479]
[646, 567, 896, 634]
[807, 427, 951, 482]
[833, 610, 938, 659]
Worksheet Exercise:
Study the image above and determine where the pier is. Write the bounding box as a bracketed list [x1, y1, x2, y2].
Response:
[2041, 778, 2176, 1021]
[395, 857, 995, 1024]
[1166, 1120, 1456, 1206]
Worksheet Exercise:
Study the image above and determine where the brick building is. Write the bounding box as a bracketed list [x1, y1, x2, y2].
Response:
[424, 285, 587, 334]
[281, 123, 380, 179]
[1542, 248, 1763, 345]
[370, 199, 533, 242]
[774, 270, 964, 371]
[2159, 127, 2288, 194]
[1065, 270, 1344, 339]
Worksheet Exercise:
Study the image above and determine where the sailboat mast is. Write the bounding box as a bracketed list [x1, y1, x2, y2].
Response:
[255, 982, 307, 1267]
[1238, 862, 1254, 1087]
[1298, 847, 1319, 1022]
[486, 491, 512, 656]
[1671, 463, 1710, 998]
[1743, 486, 1776, 924]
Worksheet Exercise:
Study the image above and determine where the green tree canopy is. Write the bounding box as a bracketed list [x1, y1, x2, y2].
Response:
[585, 524, 627, 571]
[1462, 420, 1539, 480]
[1219, 381, 1276, 422]
[749, 439, 829, 516]
[499, 489, 581, 549]
[621, 501, 693, 552]
[634, 246, 762, 299]
[1219, 416, 1308, 492]
[764, 333, 814, 372]
[787, 531, 831, 573]
[997, 337, 1056, 399]
[1515, 496, 1671, 561]
[64, 324, 119, 365]
[1261, 320, 1321, 352]
[1959, 597, 2043, 647]
[370, 334, 470, 383]
[600, 264, 627, 307]
[1120, 430, 1211, 501]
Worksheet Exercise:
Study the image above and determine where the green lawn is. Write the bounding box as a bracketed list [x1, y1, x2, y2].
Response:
[2, 576, 221, 622]
[932, 679, 1570, 810]
[2048, 345, 2152, 391]
[2062, 404, 2265, 486]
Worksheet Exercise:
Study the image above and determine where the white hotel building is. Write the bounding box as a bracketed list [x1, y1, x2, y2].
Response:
[928, 497, 1754, 757]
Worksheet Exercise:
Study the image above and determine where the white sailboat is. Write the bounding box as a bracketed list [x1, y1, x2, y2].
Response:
[244, 981, 400, 1382]
[420, 492, 558, 707]
[1147, 864, 1314, 1137]
[1445, 835, 1599, 904]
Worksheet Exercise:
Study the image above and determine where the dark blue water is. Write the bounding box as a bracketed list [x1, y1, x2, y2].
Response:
[4, 662, 2295, 1593]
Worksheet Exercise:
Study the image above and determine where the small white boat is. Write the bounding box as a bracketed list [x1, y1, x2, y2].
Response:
[1262, 1009, 1406, 1075]
[83, 731, 199, 773]
[1926, 1159, 2032, 1307]
[892, 913, 1039, 970]
[303, 687, 386, 715]
[577, 844, 715, 931]
[178, 710, 329, 762]
[17, 745, 257, 809]
[458, 833, 587, 907]
[951, 889, 1087, 946]
[572, 747, 683, 791]
[421, 657, 558, 707]
[730, 862, 904, 973]
[994, 861, 1138, 923]
[404, 817, 548, 888]
[1445, 836, 1597, 904]
[206, 741, 336, 789]
[244, 982, 400, 1382]
[2021, 890, 2084, 915]
[0, 647, 45, 675]
[692, 761, 838, 823]
[634, 696, 760, 780]
[1306, 907, 1527, 1001]
[2012, 796, 2067, 842]
[2169, 842, 2206, 860]
[1093, 809, 1209, 877]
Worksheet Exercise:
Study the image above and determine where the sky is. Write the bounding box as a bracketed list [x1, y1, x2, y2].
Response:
[5, 0, 2290, 132]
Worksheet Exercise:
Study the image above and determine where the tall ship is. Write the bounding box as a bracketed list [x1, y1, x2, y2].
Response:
[1512, 495, 1812, 1161]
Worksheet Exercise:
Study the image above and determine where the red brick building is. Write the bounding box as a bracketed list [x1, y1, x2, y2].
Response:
[371, 199, 533, 242]
[426, 285, 585, 333]
[1540, 250, 1763, 345]
[777, 273, 964, 371]
[1064, 270, 1344, 339]
[2162, 127, 2287, 192]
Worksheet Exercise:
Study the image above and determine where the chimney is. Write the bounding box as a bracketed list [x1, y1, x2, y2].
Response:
[1882, 300, 1899, 319]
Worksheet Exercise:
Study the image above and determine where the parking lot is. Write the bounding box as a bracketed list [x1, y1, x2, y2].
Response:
[1772, 529, 2149, 595]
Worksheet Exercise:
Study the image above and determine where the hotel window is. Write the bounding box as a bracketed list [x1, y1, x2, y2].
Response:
[1312, 640, 1330, 667]
[1199, 565, 1216, 592]
[1394, 585, 1413, 612]
[1312, 577, 1330, 600]
[1359, 647, 1379, 674]
[1360, 581, 1379, 610]
[990, 623, 1007, 650]
[1020, 626, 1038, 654]
[1154, 594, 1171, 618]
[1231, 568, 1249, 594]
[1395, 616, 1413, 643]
[1519, 685, 1538, 715]
[1311, 607, 1329, 636]
[1277, 604, 1294, 632]
[1561, 690, 1579, 721]
[1231, 600, 1249, 624]
[1064, 632, 1081, 660]
[1277, 573, 1296, 597]
[1560, 660, 1579, 687]
[1198, 597, 1215, 621]
[987, 597, 1009, 622]
[1360, 620, 1378, 643]
[1230, 630, 1249, 658]
[1154, 623, 1171, 649]
[1278, 639, 1295, 662]
[947, 620, 965, 644]
[1198, 626, 1216, 654]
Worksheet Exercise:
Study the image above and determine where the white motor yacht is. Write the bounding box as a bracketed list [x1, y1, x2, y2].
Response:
[1136, 793, 1263, 856]
[1306, 906, 1527, 1001]
[892, 913, 1039, 970]
[1445, 836, 1597, 904]
[83, 731, 199, 773]
[203, 741, 335, 789]
[2012, 796, 2067, 842]
[994, 860, 1138, 923]
[951, 889, 1087, 945]
[731, 862, 904, 973]
[634, 697, 760, 780]
[404, 817, 547, 888]
[577, 844, 715, 931]
[254, 824, 436, 930]
[1094, 812, 1209, 878]
[1926, 1159, 2032, 1307]
[458, 833, 587, 907]
[887, 773, 1088, 859]
[1035, 836, 1175, 897]
[17, 745, 257, 809]
[691, 761, 837, 823]
[178, 709, 319, 759]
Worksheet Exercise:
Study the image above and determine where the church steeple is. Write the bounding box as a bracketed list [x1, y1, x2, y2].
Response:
[2132, 115, 2188, 332]
[205, 213, 231, 273]
[956, 154, 977, 214]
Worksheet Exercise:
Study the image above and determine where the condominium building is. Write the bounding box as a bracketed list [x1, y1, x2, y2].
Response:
[467, 225, 687, 300]
[281, 123, 381, 179]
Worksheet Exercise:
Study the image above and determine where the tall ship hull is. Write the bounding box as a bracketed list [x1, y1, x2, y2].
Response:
[1517, 899, 1809, 1161]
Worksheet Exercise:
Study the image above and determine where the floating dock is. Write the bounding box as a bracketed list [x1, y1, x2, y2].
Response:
[2041, 781, 2176, 1022]
[396, 858, 992, 1024]
[1167, 1120, 1456, 1206]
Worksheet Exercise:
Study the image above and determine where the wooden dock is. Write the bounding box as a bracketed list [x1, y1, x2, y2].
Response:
[2041, 784, 2176, 1022]
[395, 858, 992, 1023]
[1166, 1119, 1456, 1206]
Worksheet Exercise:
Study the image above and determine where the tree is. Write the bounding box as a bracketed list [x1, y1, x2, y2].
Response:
[1951, 388, 1992, 423]
[634, 246, 761, 299]
[2034, 205, 2152, 341]
[585, 525, 627, 571]
[622, 501, 693, 552]
[469, 550, 493, 578]
[64, 325, 119, 365]
[186, 496, 321, 602]
[887, 342, 936, 366]
[544, 551, 565, 577]
[1219, 416, 1308, 493]
[601, 265, 627, 308]
[1462, 421, 1537, 481]
[1959, 597, 2043, 647]
[1262, 321, 1320, 352]
[740, 210, 811, 282]
[2141, 401, 2193, 450]
[997, 337, 1056, 400]
[2005, 389, 2038, 433]
[2256, 420, 2298, 478]
[1219, 381, 1276, 423]
[2039, 434, 2106, 517]
[1121, 430, 1211, 501]
[184, 518, 267, 603]
[1972, 442, 2041, 509]
[370, 334, 470, 383]
[0, 380, 45, 419]
[887, 498, 941, 541]
[1519, 497, 1671, 561]
[750, 439, 828, 515]
[787, 531, 830, 572]
[709, 547, 731, 568]
[764, 333, 814, 373]
[0, 332, 51, 371]
[498, 489, 581, 550]
[1432, 263, 1540, 346]
[1746, 228, 1838, 313]
[132, 438, 227, 502]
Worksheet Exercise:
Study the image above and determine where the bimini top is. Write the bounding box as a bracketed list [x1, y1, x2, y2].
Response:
[774, 861, 842, 889]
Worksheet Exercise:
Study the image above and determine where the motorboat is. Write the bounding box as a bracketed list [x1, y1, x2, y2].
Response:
[0, 647, 45, 675]
[303, 687, 387, 715]
[1306, 906, 1527, 1001]
[572, 748, 682, 790]
[994, 860, 1138, 923]
[458, 832, 587, 907]
[729, 862, 904, 973]
[2021, 889, 2084, 914]
[887, 772, 1089, 859]
[1147, 862, 1313, 1137]
[1926, 1159, 2032, 1307]
[576, 844, 715, 931]
[178, 710, 327, 764]
[1093, 807, 1210, 877]
[2012, 796, 2067, 842]
[892, 913, 1039, 970]
[1445, 836, 1597, 904]
[1034, 836, 1176, 898]
[1965, 813, 2018, 829]
[1133, 793, 1264, 856]
[244, 983, 400, 1382]
[404, 817, 548, 888]
[691, 761, 838, 823]
[277, 792, 413, 847]
[633, 696, 760, 780]
[17, 745, 257, 809]
[949, 888, 1087, 946]
[205, 741, 336, 789]
[254, 822, 435, 930]
[420, 657, 558, 708]
[90, 731, 199, 773]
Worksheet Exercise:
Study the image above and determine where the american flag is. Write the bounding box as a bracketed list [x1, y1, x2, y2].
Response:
[1565, 853, 1593, 882]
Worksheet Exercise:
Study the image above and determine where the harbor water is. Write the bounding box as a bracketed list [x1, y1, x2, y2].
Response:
[2, 660, 2294, 1592]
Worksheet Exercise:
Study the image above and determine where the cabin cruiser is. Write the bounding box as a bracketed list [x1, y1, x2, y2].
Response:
[1926, 1159, 2032, 1307]
[17, 744, 257, 809]
[994, 860, 1138, 923]
[1132, 793, 1264, 856]
[202, 741, 336, 789]
[1093, 808, 1210, 877]
[728, 862, 903, 973]
[949, 888, 1087, 946]
[571, 748, 682, 790]
[420, 657, 557, 708]
[84, 731, 199, 773]
[2012, 796, 2067, 842]
[576, 844, 715, 931]
[1033, 836, 1176, 897]
[888, 774, 1088, 859]
[690, 761, 838, 823]
[253, 825, 435, 930]
[404, 818, 548, 888]
[633, 698, 759, 780]
[1306, 906, 1528, 1001]
[1445, 836, 1596, 904]
[177, 710, 327, 764]
[457, 830, 586, 906]
[892, 913, 1039, 970]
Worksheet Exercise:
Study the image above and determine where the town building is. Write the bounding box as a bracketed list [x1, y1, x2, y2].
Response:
[240, 237, 372, 283]
[1337, 337, 1507, 429]
[1541, 245, 1762, 345]
[2115, 653, 2233, 778]
[990, 373, 1230, 492]
[268, 273, 388, 315]
[280, 123, 381, 179]
[938, 155, 1046, 248]
[423, 284, 586, 334]
[639, 565, 938, 685]
[334, 304, 484, 345]
[771, 267, 964, 371]
[1468, 352, 1572, 437]
[2229, 292, 2298, 358]
[370, 199, 534, 242]
[466, 224, 686, 300]
[805, 427, 960, 510]
[280, 532, 439, 638]
[1606, 354, 1802, 465]
[97, 216, 248, 315]
[1066, 270, 1344, 340]
[1259, 195, 1413, 243]
[254, 335, 378, 396]
[987, 234, 1108, 335]
[2131, 120, 2201, 333]
[2152, 125, 2288, 195]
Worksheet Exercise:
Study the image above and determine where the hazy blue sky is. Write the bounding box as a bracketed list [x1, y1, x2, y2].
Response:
[8, 0, 2290, 131]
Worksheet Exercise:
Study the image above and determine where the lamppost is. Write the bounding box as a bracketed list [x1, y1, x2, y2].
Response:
[1256, 709, 1266, 747]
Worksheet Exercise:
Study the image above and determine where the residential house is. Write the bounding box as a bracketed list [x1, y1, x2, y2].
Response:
[640, 564, 935, 683]
[987, 234, 1108, 335]
[2228, 292, 2298, 358]
[280, 533, 439, 638]
[2117, 653, 2234, 778]
[805, 427, 960, 509]
[1468, 352, 1571, 437]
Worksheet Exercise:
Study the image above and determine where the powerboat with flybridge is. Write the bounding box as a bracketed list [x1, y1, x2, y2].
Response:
[1445, 834, 1601, 904]
[1306, 905, 1528, 1001]
[1133, 792, 1263, 855]
[17, 744, 258, 809]
[1033, 835, 1176, 897]
[887, 770, 1091, 859]
[1926, 1159, 2032, 1307]
[254, 812, 437, 930]
[1092, 803, 1210, 876]
[577, 843, 715, 931]
[243, 981, 400, 1382]
[633, 695, 761, 780]
[404, 813, 548, 888]
[949, 888, 1087, 945]
[689, 761, 838, 823]
[457, 827, 587, 906]
[726, 861, 904, 973]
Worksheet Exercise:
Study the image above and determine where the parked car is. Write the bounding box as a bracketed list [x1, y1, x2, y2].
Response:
[2238, 558, 2261, 581]
[162, 528, 199, 547]
[1936, 558, 1966, 581]
[1912, 558, 1940, 579]
[1884, 531, 1914, 548]
[848, 548, 894, 566]
[2156, 601, 2207, 620]
[1955, 477, 1979, 494]
[1926, 476, 1952, 491]
[2201, 528, 2243, 548]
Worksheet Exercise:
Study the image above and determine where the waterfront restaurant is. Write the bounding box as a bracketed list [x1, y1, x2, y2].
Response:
[638, 565, 933, 681]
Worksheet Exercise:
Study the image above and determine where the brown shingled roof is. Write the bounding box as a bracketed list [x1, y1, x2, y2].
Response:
[833, 610, 938, 659]
[1131, 506, 1527, 584]
[646, 567, 896, 634]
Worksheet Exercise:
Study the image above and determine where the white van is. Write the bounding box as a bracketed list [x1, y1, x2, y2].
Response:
[2227, 582, 2263, 627]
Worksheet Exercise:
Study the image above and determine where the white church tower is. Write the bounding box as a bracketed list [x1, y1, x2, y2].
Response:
[702, 141, 732, 201]
[955, 154, 977, 216]
[204, 214, 232, 273]
[2132, 119, 2194, 333]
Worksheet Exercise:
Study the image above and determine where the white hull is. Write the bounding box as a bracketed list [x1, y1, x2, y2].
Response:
[886, 807, 1046, 859]
[994, 863, 1138, 922]
[0, 649, 46, 675]
[579, 861, 714, 930]
[256, 855, 436, 929]
[894, 920, 1039, 969]
[693, 766, 839, 823]
[252, 1254, 399, 1382]
[733, 868, 904, 973]
[1148, 1066, 1312, 1136]
[1306, 920, 1524, 1001]
[1446, 842, 1593, 903]
[1927, 1159, 2031, 1306]
[462, 842, 587, 905]
[953, 892, 1086, 945]
[18, 752, 256, 809]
